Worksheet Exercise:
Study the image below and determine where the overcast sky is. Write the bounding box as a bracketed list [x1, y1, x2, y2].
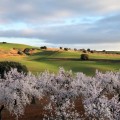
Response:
[0, 0, 120, 50]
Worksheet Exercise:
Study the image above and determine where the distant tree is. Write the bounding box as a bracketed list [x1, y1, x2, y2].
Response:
[102, 50, 106, 52]
[23, 48, 31, 55]
[2, 42, 7, 44]
[80, 54, 89, 60]
[60, 47, 62, 49]
[74, 48, 77, 51]
[83, 50, 87, 53]
[87, 48, 91, 52]
[90, 50, 94, 53]
[40, 46, 47, 49]
[64, 48, 68, 51]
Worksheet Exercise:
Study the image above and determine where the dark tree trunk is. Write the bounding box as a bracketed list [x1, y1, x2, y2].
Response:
[31, 96, 36, 104]
[0, 105, 4, 120]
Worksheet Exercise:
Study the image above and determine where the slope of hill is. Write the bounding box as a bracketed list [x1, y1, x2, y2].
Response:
[0, 42, 120, 75]
[0, 42, 32, 50]
[0, 42, 34, 56]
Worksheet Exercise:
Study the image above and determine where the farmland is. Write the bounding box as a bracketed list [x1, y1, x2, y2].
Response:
[0, 43, 120, 76]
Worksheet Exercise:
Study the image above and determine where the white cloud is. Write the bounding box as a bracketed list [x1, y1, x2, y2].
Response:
[0, 0, 120, 50]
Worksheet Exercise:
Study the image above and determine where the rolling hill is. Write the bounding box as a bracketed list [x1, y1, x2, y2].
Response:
[0, 42, 120, 75]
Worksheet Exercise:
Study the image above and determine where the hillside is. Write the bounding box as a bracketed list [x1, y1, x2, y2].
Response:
[0, 42, 32, 50]
[0, 42, 120, 75]
[0, 42, 33, 56]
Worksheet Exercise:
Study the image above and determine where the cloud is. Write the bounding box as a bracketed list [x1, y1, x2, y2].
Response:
[0, 0, 120, 50]
[0, 18, 120, 45]
[0, 0, 120, 23]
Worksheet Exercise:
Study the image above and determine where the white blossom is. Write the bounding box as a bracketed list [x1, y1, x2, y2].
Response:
[0, 68, 120, 120]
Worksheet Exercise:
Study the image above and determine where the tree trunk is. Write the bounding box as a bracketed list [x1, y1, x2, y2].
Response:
[31, 96, 36, 104]
[0, 105, 4, 120]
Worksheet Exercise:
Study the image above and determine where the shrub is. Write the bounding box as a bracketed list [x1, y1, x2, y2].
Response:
[18, 51, 24, 55]
[80, 54, 89, 60]
[23, 48, 31, 55]
[90, 50, 94, 53]
[87, 48, 91, 52]
[74, 48, 77, 51]
[83, 50, 87, 53]
[64, 48, 68, 51]
[2, 42, 7, 44]
[60, 47, 62, 49]
[102, 50, 106, 52]
[0, 61, 28, 78]
[40, 46, 47, 49]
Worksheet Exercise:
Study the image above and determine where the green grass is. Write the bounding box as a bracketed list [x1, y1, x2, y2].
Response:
[0, 43, 120, 76]
[0, 43, 33, 50]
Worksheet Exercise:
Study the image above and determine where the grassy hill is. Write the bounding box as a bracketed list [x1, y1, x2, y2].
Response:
[0, 42, 32, 50]
[0, 42, 120, 75]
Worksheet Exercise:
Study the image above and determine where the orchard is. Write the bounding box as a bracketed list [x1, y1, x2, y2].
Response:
[0, 68, 120, 120]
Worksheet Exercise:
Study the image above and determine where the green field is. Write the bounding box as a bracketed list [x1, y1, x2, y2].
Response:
[0, 43, 120, 76]
[0, 42, 33, 50]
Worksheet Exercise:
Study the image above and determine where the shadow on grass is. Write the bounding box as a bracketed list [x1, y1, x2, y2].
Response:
[32, 50, 60, 56]
[29, 50, 120, 63]
[31, 57, 120, 63]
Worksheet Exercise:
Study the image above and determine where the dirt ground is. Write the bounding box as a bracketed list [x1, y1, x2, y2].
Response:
[2, 97, 85, 120]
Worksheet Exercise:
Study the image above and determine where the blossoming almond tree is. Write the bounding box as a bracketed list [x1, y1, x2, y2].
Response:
[0, 69, 42, 120]
[0, 68, 120, 120]
[79, 70, 120, 120]
[35, 68, 120, 119]
[35, 68, 80, 119]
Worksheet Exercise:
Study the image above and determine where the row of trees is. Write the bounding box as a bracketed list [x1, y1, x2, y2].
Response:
[0, 68, 120, 119]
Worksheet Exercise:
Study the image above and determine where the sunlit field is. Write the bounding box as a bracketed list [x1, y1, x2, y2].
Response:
[0, 43, 120, 76]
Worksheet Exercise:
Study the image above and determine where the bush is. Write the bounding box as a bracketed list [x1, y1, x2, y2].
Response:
[18, 51, 24, 55]
[74, 48, 77, 51]
[90, 50, 94, 53]
[87, 48, 91, 52]
[40, 46, 47, 49]
[102, 50, 106, 52]
[83, 50, 87, 53]
[0, 61, 28, 78]
[2, 42, 7, 44]
[60, 47, 62, 49]
[64, 48, 68, 51]
[80, 54, 89, 60]
[23, 48, 31, 55]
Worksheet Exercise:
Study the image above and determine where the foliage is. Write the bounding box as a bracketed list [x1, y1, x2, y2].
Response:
[87, 48, 91, 52]
[74, 48, 77, 51]
[81, 54, 89, 60]
[17, 51, 24, 55]
[0, 61, 28, 78]
[102, 50, 106, 52]
[40, 46, 47, 49]
[59, 47, 62, 49]
[64, 48, 68, 51]
[0, 68, 120, 119]
[2, 42, 7, 44]
[23, 48, 31, 55]
[90, 50, 94, 53]
[0, 69, 41, 119]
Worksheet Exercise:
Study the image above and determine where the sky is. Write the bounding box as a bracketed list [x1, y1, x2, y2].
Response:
[0, 0, 120, 50]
